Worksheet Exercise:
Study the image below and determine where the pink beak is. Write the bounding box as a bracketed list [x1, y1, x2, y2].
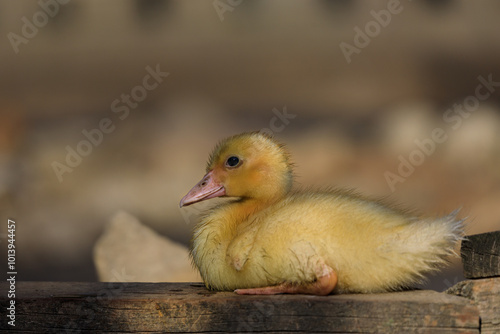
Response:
[180, 170, 226, 207]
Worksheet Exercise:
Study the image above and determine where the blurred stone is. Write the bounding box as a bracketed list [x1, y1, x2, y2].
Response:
[94, 211, 201, 282]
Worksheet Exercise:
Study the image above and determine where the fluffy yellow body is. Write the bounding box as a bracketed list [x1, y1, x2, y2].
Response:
[192, 191, 462, 293]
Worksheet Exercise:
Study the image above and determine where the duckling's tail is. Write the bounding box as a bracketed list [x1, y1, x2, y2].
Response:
[413, 208, 465, 257]
[380, 209, 465, 290]
[393, 209, 465, 286]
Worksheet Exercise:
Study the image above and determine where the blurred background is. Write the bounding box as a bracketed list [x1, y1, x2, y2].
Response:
[1, 0, 500, 291]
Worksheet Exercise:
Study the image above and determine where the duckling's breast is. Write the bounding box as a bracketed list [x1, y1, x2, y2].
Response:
[190, 204, 278, 291]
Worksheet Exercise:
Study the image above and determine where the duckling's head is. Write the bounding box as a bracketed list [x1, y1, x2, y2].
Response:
[180, 132, 293, 207]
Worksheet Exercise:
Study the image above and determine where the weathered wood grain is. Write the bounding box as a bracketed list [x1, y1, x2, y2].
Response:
[461, 230, 500, 279]
[447, 277, 500, 334]
[0, 282, 479, 333]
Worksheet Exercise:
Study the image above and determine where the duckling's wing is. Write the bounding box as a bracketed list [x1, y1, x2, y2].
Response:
[226, 213, 330, 286]
[226, 226, 259, 271]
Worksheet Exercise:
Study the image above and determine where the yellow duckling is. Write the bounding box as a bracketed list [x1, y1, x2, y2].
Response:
[180, 132, 464, 295]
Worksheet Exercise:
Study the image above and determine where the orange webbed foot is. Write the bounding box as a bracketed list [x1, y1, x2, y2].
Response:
[234, 264, 337, 296]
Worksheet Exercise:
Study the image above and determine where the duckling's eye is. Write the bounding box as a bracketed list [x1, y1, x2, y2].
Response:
[225, 156, 240, 168]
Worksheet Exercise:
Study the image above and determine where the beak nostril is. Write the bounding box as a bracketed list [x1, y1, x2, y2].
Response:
[181, 169, 224, 206]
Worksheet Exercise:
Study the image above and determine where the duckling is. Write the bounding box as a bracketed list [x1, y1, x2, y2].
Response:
[180, 132, 464, 295]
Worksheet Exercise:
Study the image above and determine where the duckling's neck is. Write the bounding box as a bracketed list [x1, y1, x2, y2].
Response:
[233, 197, 279, 219]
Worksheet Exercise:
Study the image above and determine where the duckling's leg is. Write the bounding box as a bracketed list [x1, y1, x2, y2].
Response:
[235, 264, 337, 296]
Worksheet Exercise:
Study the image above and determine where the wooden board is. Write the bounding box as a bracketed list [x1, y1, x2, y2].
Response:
[447, 277, 500, 334]
[461, 230, 500, 279]
[0, 282, 479, 333]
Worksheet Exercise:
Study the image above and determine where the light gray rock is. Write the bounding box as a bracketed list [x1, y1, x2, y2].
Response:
[94, 211, 201, 282]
